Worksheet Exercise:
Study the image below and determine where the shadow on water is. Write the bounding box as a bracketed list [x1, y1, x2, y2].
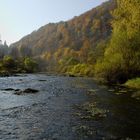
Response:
[78, 82, 140, 139]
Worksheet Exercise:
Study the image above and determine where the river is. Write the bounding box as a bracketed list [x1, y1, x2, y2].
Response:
[0, 74, 140, 140]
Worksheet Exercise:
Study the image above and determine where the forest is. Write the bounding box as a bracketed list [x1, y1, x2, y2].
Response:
[0, 0, 140, 88]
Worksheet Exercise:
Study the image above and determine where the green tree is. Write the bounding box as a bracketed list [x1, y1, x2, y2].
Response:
[24, 57, 37, 73]
[3, 56, 16, 71]
[95, 0, 140, 83]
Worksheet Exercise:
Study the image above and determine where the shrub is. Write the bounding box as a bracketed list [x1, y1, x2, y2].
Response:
[24, 57, 38, 73]
[125, 78, 140, 89]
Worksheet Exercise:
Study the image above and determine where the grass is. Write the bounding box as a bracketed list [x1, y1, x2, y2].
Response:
[125, 78, 140, 89]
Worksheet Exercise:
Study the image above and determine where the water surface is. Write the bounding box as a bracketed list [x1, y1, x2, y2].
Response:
[0, 74, 139, 140]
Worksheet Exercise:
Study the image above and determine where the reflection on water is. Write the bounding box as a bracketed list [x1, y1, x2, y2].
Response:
[0, 74, 139, 140]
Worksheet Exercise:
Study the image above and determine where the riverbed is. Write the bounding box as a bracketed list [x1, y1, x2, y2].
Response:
[0, 74, 140, 140]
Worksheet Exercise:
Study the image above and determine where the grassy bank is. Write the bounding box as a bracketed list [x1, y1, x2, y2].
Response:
[125, 78, 140, 89]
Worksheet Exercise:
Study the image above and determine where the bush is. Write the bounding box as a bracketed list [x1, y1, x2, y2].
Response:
[24, 57, 38, 73]
[125, 78, 140, 89]
[94, 53, 128, 83]
[66, 64, 94, 77]
[2, 56, 16, 71]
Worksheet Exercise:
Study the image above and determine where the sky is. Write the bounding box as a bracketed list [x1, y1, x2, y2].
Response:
[0, 0, 107, 45]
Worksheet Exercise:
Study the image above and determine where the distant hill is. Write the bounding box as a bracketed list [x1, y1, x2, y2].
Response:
[10, 0, 116, 71]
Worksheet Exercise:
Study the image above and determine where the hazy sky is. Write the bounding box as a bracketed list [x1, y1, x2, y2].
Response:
[0, 0, 107, 45]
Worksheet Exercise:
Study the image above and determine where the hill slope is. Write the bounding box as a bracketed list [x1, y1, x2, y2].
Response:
[10, 0, 116, 71]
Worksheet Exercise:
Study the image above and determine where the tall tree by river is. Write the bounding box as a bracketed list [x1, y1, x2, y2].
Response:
[95, 0, 140, 83]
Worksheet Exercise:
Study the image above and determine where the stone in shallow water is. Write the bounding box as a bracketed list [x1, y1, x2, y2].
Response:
[38, 80, 47, 82]
[108, 89, 115, 92]
[4, 88, 15, 91]
[75, 102, 108, 120]
[74, 125, 97, 137]
[118, 90, 127, 93]
[114, 92, 123, 95]
[14, 88, 39, 95]
[23, 88, 39, 93]
[88, 89, 98, 93]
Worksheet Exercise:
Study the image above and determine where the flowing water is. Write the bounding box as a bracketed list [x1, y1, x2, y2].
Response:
[0, 74, 139, 140]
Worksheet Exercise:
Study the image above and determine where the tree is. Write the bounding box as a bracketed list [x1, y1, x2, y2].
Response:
[2, 56, 16, 71]
[95, 0, 140, 83]
[24, 57, 37, 73]
[79, 39, 91, 63]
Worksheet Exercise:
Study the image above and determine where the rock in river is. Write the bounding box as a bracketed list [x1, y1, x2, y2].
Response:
[14, 88, 39, 95]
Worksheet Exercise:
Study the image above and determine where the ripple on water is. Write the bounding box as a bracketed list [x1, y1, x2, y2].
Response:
[0, 74, 139, 139]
